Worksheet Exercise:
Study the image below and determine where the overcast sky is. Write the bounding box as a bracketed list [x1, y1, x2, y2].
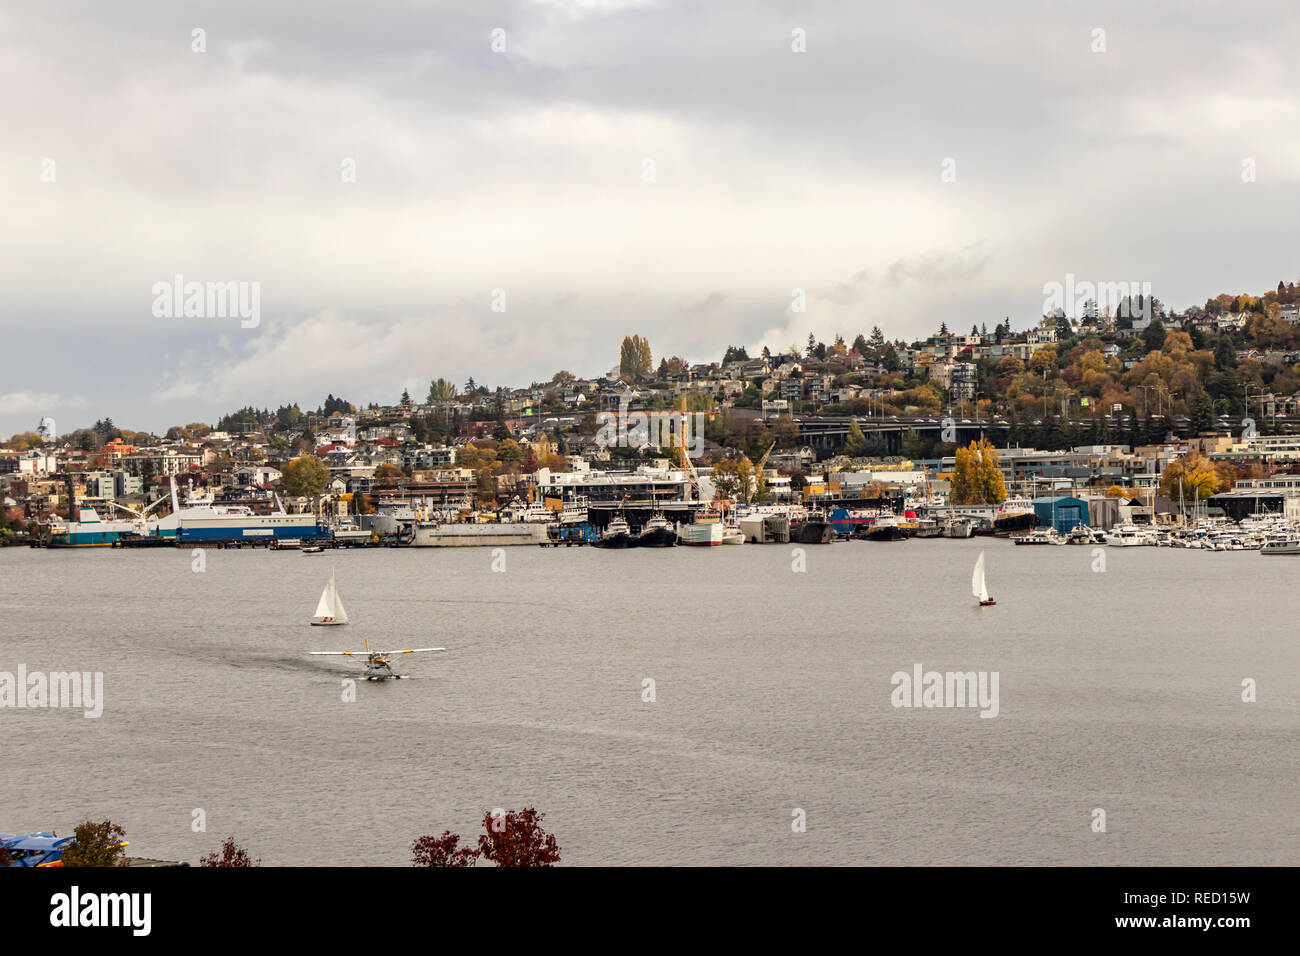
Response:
[3, 0, 1298, 436]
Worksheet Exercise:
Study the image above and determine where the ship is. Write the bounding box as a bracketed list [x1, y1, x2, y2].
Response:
[634, 512, 677, 547]
[409, 520, 549, 547]
[992, 497, 1039, 534]
[790, 510, 834, 544]
[45, 476, 180, 547]
[47, 507, 151, 547]
[592, 513, 636, 549]
[679, 509, 723, 546]
[168, 482, 328, 544]
[866, 511, 907, 542]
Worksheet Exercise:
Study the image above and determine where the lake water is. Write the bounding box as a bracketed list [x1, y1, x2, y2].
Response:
[2, 539, 1297, 866]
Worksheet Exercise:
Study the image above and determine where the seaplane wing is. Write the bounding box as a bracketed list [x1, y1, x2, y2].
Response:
[309, 650, 364, 656]
[377, 647, 446, 655]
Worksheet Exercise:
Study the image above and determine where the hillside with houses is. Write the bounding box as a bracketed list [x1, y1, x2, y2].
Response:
[5, 279, 1300, 540]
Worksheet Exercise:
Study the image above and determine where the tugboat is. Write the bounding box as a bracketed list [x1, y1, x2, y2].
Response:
[866, 511, 907, 542]
[593, 513, 637, 549]
[792, 509, 834, 544]
[634, 512, 677, 548]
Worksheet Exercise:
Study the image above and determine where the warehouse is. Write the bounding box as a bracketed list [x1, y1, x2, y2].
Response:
[1032, 496, 1090, 534]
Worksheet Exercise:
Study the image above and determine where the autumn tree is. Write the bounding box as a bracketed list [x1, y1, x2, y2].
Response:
[374, 462, 407, 483]
[61, 819, 129, 867]
[279, 455, 329, 499]
[711, 457, 756, 503]
[1159, 451, 1232, 502]
[200, 837, 260, 867]
[496, 438, 525, 463]
[412, 831, 479, 867]
[951, 438, 1006, 505]
[411, 807, 560, 868]
[477, 808, 561, 868]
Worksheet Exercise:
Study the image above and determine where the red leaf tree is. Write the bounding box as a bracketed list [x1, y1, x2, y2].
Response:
[476, 807, 561, 868]
[199, 837, 260, 867]
[411, 830, 479, 867]
[411, 807, 560, 867]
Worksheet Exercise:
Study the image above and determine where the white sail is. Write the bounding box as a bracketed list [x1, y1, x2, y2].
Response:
[312, 569, 348, 625]
[313, 585, 333, 620]
[972, 552, 988, 602]
[332, 582, 349, 624]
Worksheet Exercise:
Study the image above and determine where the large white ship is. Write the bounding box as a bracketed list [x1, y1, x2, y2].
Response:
[168, 482, 327, 544]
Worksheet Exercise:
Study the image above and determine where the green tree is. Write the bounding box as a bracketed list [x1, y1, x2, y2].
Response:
[711, 457, 756, 503]
[1188, 390, 1215, 435]
[427, 378, 457, 403]
[844, 420, 870, 457]
[61, 819, 129, 867]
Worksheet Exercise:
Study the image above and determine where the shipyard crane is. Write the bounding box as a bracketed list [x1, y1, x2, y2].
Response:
[110, 490, 171, 523]
[677, 397, 703, 501]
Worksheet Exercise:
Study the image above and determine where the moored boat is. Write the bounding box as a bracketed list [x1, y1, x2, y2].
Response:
[992, 497, 1038, 535]
[634, 513, 677, 547]
[593, 514, 637, 549]
[866, 512, 907, 542]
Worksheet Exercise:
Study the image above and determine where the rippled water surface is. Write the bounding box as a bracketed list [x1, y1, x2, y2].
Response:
[2, 539, 1297, 865]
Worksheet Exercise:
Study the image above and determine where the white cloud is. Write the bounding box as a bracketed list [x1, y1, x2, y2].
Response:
[0, 392, 86, 416]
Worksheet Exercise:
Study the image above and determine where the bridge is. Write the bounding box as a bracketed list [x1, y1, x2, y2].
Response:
[791, 414, 1300, 457]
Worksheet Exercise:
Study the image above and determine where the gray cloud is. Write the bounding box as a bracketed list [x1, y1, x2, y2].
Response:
[3, 0, 1299, 434]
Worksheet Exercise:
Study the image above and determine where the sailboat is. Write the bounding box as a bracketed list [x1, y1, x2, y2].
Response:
[311, 568, 349, 625]
[972, 551, 996, 606]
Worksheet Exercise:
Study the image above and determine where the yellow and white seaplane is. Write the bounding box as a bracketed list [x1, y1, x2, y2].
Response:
[309, 637, 445, 680]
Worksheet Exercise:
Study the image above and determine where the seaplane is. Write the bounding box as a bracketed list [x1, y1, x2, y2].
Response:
[310, 637, 445, 680]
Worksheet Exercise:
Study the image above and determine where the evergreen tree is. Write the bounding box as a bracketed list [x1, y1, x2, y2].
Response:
[844, 420, 870, 457]
[1188, 390, 1215, 436]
